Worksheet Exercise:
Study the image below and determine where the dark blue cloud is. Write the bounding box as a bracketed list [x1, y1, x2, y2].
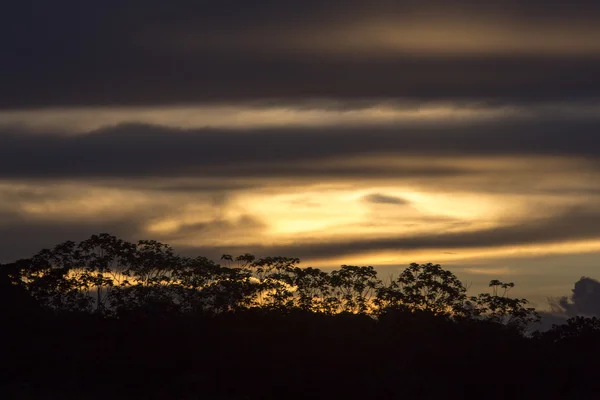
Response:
[2, 1, 600, 107]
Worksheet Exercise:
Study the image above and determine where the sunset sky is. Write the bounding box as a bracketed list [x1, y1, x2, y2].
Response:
[3, 1, 600, 309]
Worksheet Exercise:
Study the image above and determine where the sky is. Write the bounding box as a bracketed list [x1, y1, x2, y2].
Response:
[3, 1, 600, 310]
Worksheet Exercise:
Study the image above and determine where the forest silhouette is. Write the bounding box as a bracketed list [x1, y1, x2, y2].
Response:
[2, 233, 600, 399]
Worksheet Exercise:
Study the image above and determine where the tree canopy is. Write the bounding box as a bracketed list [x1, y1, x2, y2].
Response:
[5, 234, 600, 399]
[2, 234, 539, 331]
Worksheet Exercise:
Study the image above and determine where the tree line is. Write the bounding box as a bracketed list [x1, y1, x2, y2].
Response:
[3, 234, 600, 399]
[2, 233, 541, 331]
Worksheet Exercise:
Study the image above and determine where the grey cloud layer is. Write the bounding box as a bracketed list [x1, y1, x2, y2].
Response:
[3, 1, 600, 107]
[1, 116, 600, 179]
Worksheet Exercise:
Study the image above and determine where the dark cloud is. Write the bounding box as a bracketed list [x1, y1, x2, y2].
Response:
[0, 213, 147, 263]
[5, 55, 600, 107]
[163, 215, 267, 242]
[550, 277, 600, 317]
[1, 117, 600, 180]
[148, 181, 258, 193]
[364, 193, 409, 205]
[3, 1, 600, 107]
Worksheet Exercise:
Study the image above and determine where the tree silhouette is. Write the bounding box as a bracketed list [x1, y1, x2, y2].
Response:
[469, 280, 540, 332]
[3, 233, 599, 399]
[539, 316, 600, 343]
[329, 265, 380, 314]
[376, 262, 467, 316]
[3, 235, 544, 327]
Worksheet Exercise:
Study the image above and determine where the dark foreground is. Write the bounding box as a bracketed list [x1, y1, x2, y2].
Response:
[4, 309, 600, 399]
[2, 235, 600, 399]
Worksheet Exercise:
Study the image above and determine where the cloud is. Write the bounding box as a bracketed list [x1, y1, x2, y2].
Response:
[1, 106, 599, 266]
[174, 207, 600, 261]
[3, 1, 600, 107]
[5, 178, 600, 266]
[364, 193, 409, 205]
[550, 277, 600, 317]
[1, 102, 564, 132]
[3, 1, 600, 306]
[160, 215, 267, 243]
[1, 111, 600, 180]
[0, 213, 147, 263]
[462, 267, 511, 276]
